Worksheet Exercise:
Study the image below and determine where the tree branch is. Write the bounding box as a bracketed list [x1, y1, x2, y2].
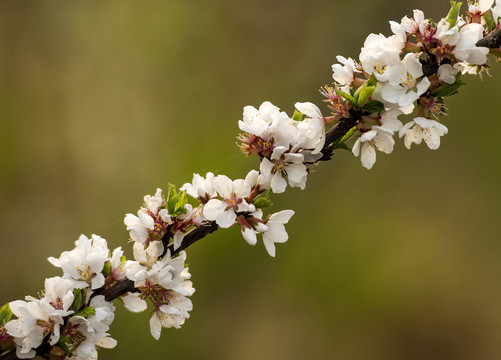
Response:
[476, 28, 501, 48]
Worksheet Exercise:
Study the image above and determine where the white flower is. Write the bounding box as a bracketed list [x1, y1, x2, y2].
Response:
[149, 283, 194, 340]
[454, 23, 489, 65]
[381, 53, 430, 107]
[110, 247, 127, 281]
[292, 102, 326, 154]
[262, 210, 294, 257]
[437, 64, 459, 84]
[435, 18, 461, 46]
[203, 173, 256, 228]
[468, 0, 494, 14]
[332, 56, 360, 87]
[65, 297, 117, 360]
[5, 299, 64, 358]
[48, 234, 109, 290]
[399, 117, 448, 150]
[123, 250, 195, 340]
[360, 33, 403, 83]
[352, 126, 395, 170]
[380, 108, 404, 132]
[40, 277, 80, 316]
[238, 101, 298, 148]
[124, 188, 172, 245]
[125, 241, 164, 283]
[180, 172, 215, 202]
[401, 9, 425, 33]
[259, 146, 308, 193]
[492, 3, 501, 23]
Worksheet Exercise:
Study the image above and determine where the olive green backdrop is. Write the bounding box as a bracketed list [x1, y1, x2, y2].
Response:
[1, 1, 501, 359]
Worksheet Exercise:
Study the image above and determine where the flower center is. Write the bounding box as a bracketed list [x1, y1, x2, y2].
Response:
[401, 73, 416, 89]
[76, 264, 92, 280]
[374, 63, 387, 74]
[49, 297, 64, 310]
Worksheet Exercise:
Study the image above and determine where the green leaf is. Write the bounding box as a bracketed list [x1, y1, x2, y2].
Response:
[70, 289, 86, 313]
[166, 184, 188, 217]
[431, 73, 466, 97]
[335, 90, 357, 106]
[0, 303, 12, 325]
[72, 306, 96, 318]
[362, 100, 385, 113]
[353, 74, 377, 107]
[253, 188, 273, 208]
[483, 11, 497, 33]
[335, 126, 358, 145]
[366, 73, 377, 88]
[254, 197, 273, 208]
[331, 142, 351, 152]
[102, 261, 111, 277]
[446, 1, 462, 27]
[292, 109, 303, 121]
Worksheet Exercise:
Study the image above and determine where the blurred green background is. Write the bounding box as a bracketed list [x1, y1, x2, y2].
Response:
[1, 0, 501, 359]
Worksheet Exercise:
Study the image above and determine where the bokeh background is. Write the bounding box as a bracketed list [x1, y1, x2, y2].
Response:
[1, 0, 501, 359]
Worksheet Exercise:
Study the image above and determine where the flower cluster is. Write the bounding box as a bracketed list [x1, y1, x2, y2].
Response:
[3, 235, 118, 359]
[325, 1, 495, 169]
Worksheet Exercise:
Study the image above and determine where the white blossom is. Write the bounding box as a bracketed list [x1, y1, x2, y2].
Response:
[5, 299, 63, 358]
[238, 101, 298, 148]
[40, 277, 79, 317]
[124, 188, 172, 245]
[435, 18, 461, 46]
[454, 23, 489, 65]
[259, 146, 308, 193]
[48, 234, 109, 290]
[64, 296, 117, 360]
[180, 172, 216, 202]
[381, 53, 430, 107]
[332, 56, 360, 87]
[203, 173, 256, 228]
[292, 102, 326, 154]
[262, 210, 294, 257]
[400, 9, 425, 33]
[399, 117, 448, 150]
[438, 64, 459, 84]
[360, 33, 403, 83]
[352, 126, 395, 170]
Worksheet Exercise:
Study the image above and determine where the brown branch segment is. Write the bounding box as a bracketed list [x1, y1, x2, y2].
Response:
[476, 28, 501, 48]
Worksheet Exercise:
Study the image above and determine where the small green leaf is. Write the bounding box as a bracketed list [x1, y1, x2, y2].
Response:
[166, 184, 188, 216]
[335, 126, 358, 145]
[102, 261, 111, 277]
[483, 10, 497, 33]
[353, 74, 377, 106]
[335, 90, 357, 106]
[254, 198, 273, 208]
[292, 109, 303, 121]
[70, 289, 86, 313]
[0, 303, 12, 325]
[355, 85, 376, 106]
[253, 188, 273, 208]
[446, 1, 462, 27]
[331, 142, 351, 151]
[362, 100, 385, 113]
[431, 73, 466, 97]
[366, 74, 377, 88]
[72, 306, 96, 318]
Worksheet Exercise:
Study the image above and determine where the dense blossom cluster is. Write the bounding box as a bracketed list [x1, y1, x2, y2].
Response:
[1, 1, 500, 359]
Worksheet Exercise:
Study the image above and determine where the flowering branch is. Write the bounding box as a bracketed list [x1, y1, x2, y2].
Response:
[2, 1, 501, 359]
